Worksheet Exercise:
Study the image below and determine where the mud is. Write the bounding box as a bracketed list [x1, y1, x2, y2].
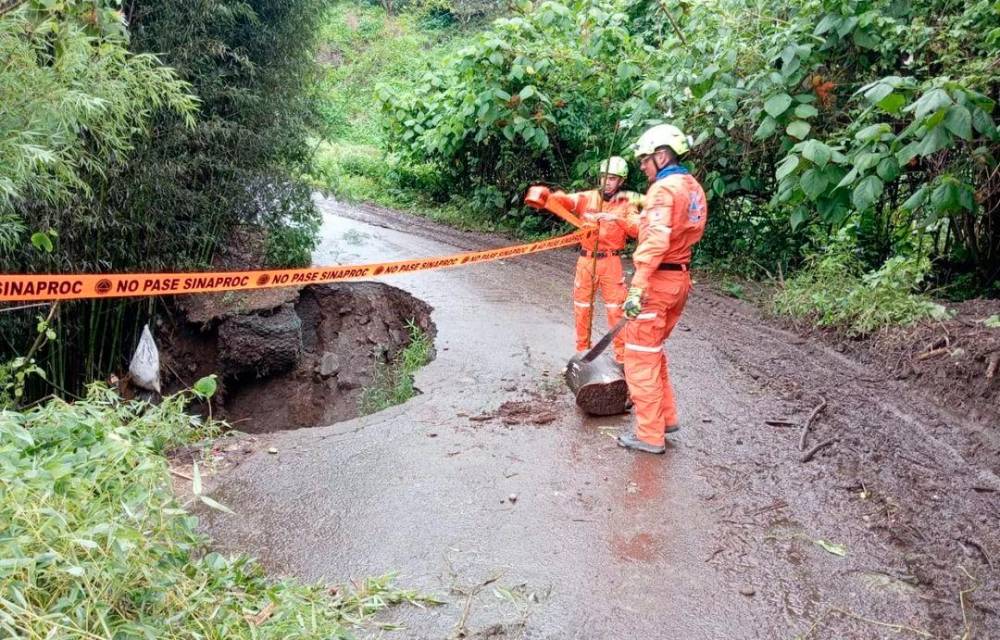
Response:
[161, 281, 435, 432]
[692, 292, 1000, 638]
[192, 199, 998, 639]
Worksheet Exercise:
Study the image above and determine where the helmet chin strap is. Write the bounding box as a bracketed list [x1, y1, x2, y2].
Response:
[601, 185, 620, 201]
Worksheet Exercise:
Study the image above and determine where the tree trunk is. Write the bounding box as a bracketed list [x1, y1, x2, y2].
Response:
[564, 352, 629, 416]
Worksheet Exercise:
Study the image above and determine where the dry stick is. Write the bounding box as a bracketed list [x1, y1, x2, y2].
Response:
[170, 468, 194, 481]
[986, 352, 999, 380]
[800, 607, 933, 639]
[765, 419, 798, 427]
[798, 397, 827, 451]
[658, 0, 688, 45]
[800, 438, 837, 463]
[916, 346, 950, 361]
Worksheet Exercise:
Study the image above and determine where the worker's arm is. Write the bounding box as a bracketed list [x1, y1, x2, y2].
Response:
[630, 185, 673, 290]
[619, 192, 642, 238]
[524, 186, 585, 228]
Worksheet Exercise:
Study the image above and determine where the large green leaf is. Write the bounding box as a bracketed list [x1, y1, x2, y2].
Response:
[775, 155, 800, 180]
[876, 157, 900, 182]
[814, 14, 840, 35]
[901, 186, 928, 211]
[754, 116, 777, 139]
[852, 175, 884, 211]
[800, 168, 829, 200]
[877, 93, 906, 114]
[863, 82, 893, 105]
[764, 93, 793, 118]
[855, 124, 889, 142]
[790, 207, 808, 230]
[931, 179, 961, 213]
[795, 104, 819, 119]
[786, 120, 811, 140]
[918, 126, 951, 157]
[801, 140, 832, 168]
[972, 108, 998, 137]
[943, 105, 972, 140]
[908, 88, 952, 120]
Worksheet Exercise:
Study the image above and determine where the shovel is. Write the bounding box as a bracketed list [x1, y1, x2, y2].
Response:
[565, 318, 629, 416]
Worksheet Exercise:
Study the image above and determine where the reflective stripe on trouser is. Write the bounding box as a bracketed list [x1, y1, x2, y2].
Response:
[573, 255, 627, 361]
[622, 272, 691, 446]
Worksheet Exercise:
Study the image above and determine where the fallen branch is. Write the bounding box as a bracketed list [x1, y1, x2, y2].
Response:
[799, 606, 933, 639]
[765, 419, 798, 427]
[916, 347, 950, 361]
[800, 438, 837, 463]
[798, 397, 827, 451]
[170, 468, 193, 481]
[986, 353, 999, 380]
[746, 500, 787, 517]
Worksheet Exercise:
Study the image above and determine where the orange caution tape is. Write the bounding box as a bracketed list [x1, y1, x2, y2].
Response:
[0, 229, 592, 302]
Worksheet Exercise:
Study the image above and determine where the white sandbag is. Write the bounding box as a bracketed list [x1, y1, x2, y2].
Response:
[129, 324, 161, 393]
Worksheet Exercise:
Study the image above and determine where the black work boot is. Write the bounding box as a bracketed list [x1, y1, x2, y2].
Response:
[665, 424, 680, 434]
[616, 431, 666, 454]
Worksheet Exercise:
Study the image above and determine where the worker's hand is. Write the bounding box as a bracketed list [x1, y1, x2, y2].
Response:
[524, 185, 551, 209]
[623, 286, 644, 319]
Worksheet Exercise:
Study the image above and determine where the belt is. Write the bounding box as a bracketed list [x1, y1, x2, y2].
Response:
[580, 249, 625, 258]
[657, 263, 690, 271]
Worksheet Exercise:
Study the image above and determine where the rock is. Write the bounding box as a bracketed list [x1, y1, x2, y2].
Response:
[268, 447, 278, 454]
[217, 304, 302, 379]
[319, 352, 340, 378]
[508, 493, 518, 503]
[336, 367, 367, 390]
[739, 585, 756, 597]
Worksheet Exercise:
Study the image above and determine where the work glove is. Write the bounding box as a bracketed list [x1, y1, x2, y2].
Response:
[524, 185, 551, 209]
[623, 286, 644, 319]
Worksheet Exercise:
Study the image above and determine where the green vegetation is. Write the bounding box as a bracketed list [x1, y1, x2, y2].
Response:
[1, 0, 327, 400]
[773, 227, 949, 335]
[317, 0, 998, 333]
[310, 2, 531, 233]
[0, 385, 436, 637]
[360, 320, 433, 415]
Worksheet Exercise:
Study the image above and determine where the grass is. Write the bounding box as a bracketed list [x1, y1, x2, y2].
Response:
[0, 384, 437, 637]
[772, 231, 949, 336]
[360, 320, 432, 415]
[307, 3, 534, 236]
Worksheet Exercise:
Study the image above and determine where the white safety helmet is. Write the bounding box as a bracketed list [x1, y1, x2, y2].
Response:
[632, 124, 691, 159]
[598, 156, 629, 178]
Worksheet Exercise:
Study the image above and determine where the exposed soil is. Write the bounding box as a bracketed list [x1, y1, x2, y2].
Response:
[850, 298, 1000, 423]
[691, 291, 999, 638]
[160, 281, 435, 432]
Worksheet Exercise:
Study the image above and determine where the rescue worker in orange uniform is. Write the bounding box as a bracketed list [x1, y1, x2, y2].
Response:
[617, 124, 707, 454]
[525, 157, 641, 363]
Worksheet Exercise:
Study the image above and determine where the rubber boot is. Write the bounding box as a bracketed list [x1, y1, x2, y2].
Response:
[616, 431, 666, 454]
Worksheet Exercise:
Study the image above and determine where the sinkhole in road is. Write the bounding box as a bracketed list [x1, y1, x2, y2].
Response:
[161, 282, 436, 432]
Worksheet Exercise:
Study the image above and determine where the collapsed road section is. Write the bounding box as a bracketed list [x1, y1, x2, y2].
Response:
[160, 281, 435, 432]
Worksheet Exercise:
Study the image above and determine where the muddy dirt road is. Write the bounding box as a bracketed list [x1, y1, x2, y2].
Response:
[198, 197, 998, 639]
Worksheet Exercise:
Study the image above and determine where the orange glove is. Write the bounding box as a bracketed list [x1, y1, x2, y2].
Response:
[524, 185, 551, 209]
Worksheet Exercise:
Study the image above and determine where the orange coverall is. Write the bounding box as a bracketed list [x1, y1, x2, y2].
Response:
[623, 171, 707, 446]
[546, 189, 641, 363]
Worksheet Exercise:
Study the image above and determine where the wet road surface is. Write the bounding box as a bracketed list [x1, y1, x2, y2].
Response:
[198, 197, 999, 639]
